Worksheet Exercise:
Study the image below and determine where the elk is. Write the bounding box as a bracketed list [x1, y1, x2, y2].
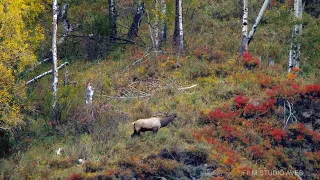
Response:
[131, 113, 177, 138]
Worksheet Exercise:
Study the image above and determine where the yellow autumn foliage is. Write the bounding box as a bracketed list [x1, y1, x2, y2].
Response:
[0, 0, 44, 129]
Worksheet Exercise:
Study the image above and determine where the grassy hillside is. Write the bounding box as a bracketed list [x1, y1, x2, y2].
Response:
[1, 0, 320, 179]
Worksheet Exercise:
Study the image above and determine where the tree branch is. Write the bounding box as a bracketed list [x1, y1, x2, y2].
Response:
[26, 62, 69, 85]
[0, 126, 10, 130]
[178, 84, 197, 90]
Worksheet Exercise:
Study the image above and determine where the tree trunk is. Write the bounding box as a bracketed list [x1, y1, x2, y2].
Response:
[160, 0, 167, 46]
[108, 0, 117, 38]
[154, 0, 159, 49]
[146, 10, 155, 48]
[247, 0, 270, 45]
[127, 2, 145, 41]
[289, 0, 303, 71]
[57, 3, 71, 45]
[288, 48, 294, 72]
[294, 0, 302, 69]
[289, 27, 296, 72]
[173, 0, 183, 51]
[52, 0, 59, 119]
[86, 83, 94, 105]
[241, 0, 248, 53]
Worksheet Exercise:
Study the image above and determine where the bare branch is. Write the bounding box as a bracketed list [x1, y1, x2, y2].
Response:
[178, 84, 197, 90]
[26, 62, 69, 85]
[103, 94, 151, 100]
[122, 47, 150, 71]
[0, 126, 10, 130]
[284, 99, 298, 128]
[146, 9, 156, 48]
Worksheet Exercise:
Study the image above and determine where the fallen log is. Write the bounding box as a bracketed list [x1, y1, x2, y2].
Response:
[178, 84, 197, 90]
[26, 62, 69, 85]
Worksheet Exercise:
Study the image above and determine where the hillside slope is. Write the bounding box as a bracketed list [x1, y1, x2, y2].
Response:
[1, 0, 320, 179]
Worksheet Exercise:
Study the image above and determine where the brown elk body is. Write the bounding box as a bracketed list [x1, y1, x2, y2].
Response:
[131, 113, 177, 137]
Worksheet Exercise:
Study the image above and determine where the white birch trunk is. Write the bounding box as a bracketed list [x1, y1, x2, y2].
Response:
[241, 0, 248, 53]
[154, 0, 159, 49]
[289, 49, 294, 72]
[289, 27, 295, 72]
[146, 10, 155, 48]
[295, 43, 300, 69]
[294, 0, 302, 69]
[52, 0, 59, 117]
[178, 0, 183, 51]
[108, 0, 117, 37]
[289, 0, 303, 71]
[247, 0, 270, 45]
[160, 0, 167, 45]
[173, 0, 183, 51]
[86, 83, 94, 105]
[64, 67, 69, 86]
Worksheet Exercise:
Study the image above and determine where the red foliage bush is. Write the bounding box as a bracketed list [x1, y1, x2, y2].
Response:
[208, 108, 237, 121]
[249, 145, 265, 158]
[223, 157, 236, 166]
[235, 95, 249, 108]
[270, 128, 287, 142]
[243, 52, 253, 62]
[297, 135, 304, 141]
[265, 83, 320, 100]
[157, 54, 168, 62]
[303, 84, 320, 98]
[195, 79, 320, 178]
[243, 52, 261, 68]
[257, 73, 274, 88]
[294, 123, 320, 143]
[68, 173, 83, 180]
[305, 151, 320, 161]
[243, 99, 276, 116]
[193, 46, 211, 60]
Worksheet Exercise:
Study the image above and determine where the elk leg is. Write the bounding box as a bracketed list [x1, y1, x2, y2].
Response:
[153, 128, 158, 134]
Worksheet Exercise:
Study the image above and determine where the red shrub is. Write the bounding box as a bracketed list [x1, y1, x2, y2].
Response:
[213, 177, 225, 180]
[223, 157, 236, 166]
[257, 122, 273, 135]
[194, 132, 203, 141]
[243, 98, 276, 116]
[244, 103, 256, 114]
[304, 84, 320, 93]
[221, 124, 235, 139]
[270, 128, 287, 142]
[68, 173, 83, 180]
[297, 135, 304, 141]
[305, 151, 320, 161]
[235, 95, 249, 108]
[249, 145, 265, 158]
[243, 52, 253, 62]
[157, 54, 168, 62]
[303, 84, 320, 98]
[243, 137, 250, 144]
[243, 52, 261, 67]
[257, 73, 274, 88]
[209, 108, 228, 121]
[294, 123, 320, 143]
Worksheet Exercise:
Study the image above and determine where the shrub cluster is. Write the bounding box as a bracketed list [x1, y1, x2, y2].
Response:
[196, 82, 320, 179]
